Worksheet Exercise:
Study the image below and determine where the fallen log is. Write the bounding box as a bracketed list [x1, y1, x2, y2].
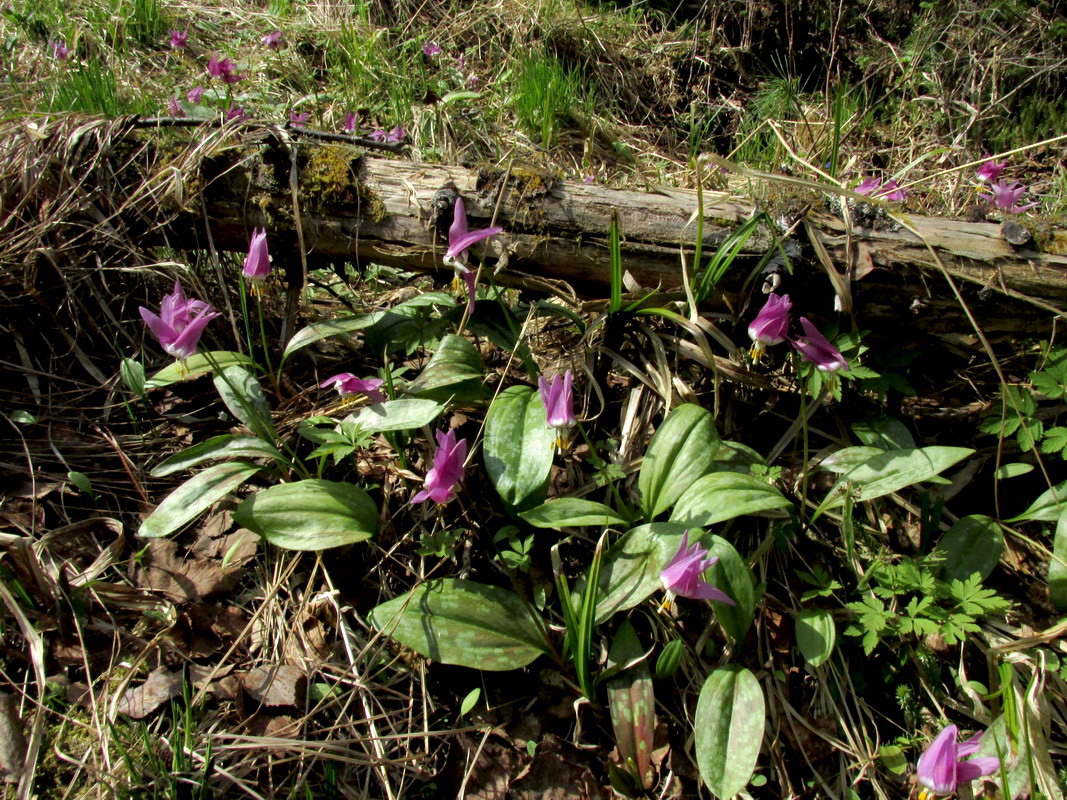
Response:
[168, 127, 1067, 330]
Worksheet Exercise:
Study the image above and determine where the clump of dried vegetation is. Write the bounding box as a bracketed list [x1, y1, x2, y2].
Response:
[0, 1, 1066, 798]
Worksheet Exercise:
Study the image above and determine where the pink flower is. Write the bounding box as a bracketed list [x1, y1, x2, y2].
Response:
[444, 197, 503, 314]
[187, 85, 205, 103]
[242, 228, 270, 284]
[289, 111, 309, 128]
[975, 159, 1007, 183]
[169, 29, 188, 49]
[466, 73, 480, 89]
[422, 41, 442, 57]
[166, 97, 184, 116]
[748, 293, 791, 346]
[660, 531, 734, 603]
[855, 176, 907, 202]
[792, 317, 848, 373]
[262, 31, 282, 49]
[916, 725, 999, 797]
[207, 55, 244, 84]
[539, 370, 576, 430]
[139, 281, 220, 360]
[225, 106, 245, 122]
[385, 124, 406, 143]
[51, 40, 70, 60]
[319, 373, 385, 403]
[983, 180, 1039, 213]
[343, 112, 358, 133]
[411, 428, 467, 505]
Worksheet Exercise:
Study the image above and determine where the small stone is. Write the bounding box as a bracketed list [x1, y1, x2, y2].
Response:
[1001, 220, 1032, 246]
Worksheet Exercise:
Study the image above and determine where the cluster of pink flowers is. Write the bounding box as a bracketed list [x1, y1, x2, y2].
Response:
[748, 293, 848, 372]
[367, 125, 406, 144]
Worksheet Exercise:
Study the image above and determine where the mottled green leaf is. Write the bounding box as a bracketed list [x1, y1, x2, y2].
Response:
[694, 665, 765, 799]
[852, 416, 916, 451]
[936, 514, 1003, 583]
[406, 333, 485, 403]
[233, 479, 377, 551]
[483, 385, 555, 512]
[342, 399, 443, 433]
[369, 578, 548, 671]
[520, 498, 628, 529]
[146, 351, 254, 387]
[138, 461, 261, 538]
[795, 608, 836, 668]
[814, 446, 974, 519]
[638, 403, 720, 519]
[607, 620, 655, 789]
[1007, 479, 1067, 523]
[670, 473, 791, 528]
[592, 523, 690, 624]
[704, 535, 756, 645]
[281, 312, 385, 361]
[213, 365, 276, 443]
[151, 435, 283, 478]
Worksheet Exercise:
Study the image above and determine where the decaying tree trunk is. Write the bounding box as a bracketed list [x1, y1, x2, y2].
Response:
[169, 132, 1067, 333]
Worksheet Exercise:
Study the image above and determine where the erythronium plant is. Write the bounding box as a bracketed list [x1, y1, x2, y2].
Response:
[411, 428, 467, 505]
[538, 370, 576, 446]
[169, 29, 188, 49]
[660, 531, 734, 604]
[444, 196, 503, 314]
[242, 228, 270, 288]
[320, 373, 386, 403]
[855, 176, 907, 202]
[916, 725, 998, 798]
[748, 293, 791, 353]
[975, 159, 1007, 183]
[984, 179, 1039, 213]
[139, 281, 220, 361]
[792, 317, 848, 373]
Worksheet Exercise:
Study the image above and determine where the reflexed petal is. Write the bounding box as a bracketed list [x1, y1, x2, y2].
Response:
[139, 307, 176, 346]
[957, 757, 999, 781]
[917, 725, 959, 794]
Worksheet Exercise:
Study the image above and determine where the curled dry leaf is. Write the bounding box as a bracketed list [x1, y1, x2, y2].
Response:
[116, 667, 184, 719]
[133, 539, 244, 604]
[240, 663, 305, 708]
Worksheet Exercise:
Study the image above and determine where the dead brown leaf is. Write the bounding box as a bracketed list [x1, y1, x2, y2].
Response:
[240, 664, 305, 708]
[508, 734, 605, 800]
[245, 712, 302, 738]
[116, 667, 184, 719]
[133, 539, 242, 603]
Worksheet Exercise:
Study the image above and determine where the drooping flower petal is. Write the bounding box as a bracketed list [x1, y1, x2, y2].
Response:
[538, 371, 577, 430]
[320, 373, 386, 403]
[411, 428, 467, 505]
[976, 159, 1007, 183]
[792, 317, 848, 373]
[916, 724, 1000, 797]
[660, 532, 735, 604]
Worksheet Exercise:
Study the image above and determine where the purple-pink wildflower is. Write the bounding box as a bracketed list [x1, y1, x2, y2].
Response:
[261, 31, 282, 49]
[343, 112, 358, 133]
[242, 229, 270, 285]
[975, 159, 1007, 183]
[539, 370, 576, 431]
[139, 282, 220, 361]
[208, 55, 244, 84]
[792, 317, 848, 373]
[748, 293, 792, 347]
[166, 97, 184, 117]
[411, 428, 467, 505]
[855, 176, 907, 202]
[660, 531, 735, 603]
[187, 85, 205, 103]
[444, 197, 503, 314]
[169, 29, 188, 49]
[320, 373, 386, 403]
[916, 725, 998, 798]
[51, 40, 70, 60]
[225, 106, 245, 122]
[289, 111, 309, 128]
[984, 179, 1039, 213]
[422, 41, 442, 57]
